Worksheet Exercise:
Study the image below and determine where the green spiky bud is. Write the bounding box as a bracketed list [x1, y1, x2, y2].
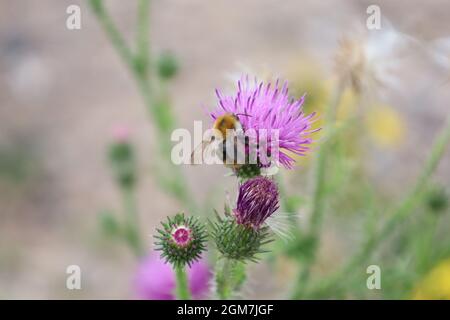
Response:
[154, 213, 207, 267]
[157, 51, 179, 80]
[108, 141, 136, 189]
[426, 186, 449, 214]
[210, 213, 273, 262]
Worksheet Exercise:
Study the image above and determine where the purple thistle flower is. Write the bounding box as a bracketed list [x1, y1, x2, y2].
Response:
[234, 176, 279, 229]
[171, 225, 192, 247]
[133, 253, 211, 300]
[211, 75, 319, 169]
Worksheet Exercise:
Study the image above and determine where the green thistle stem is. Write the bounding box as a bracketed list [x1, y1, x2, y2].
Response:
[89, 0, 197, 214]
[122, 187, 144, 257]
[292, 81, 347, 297]
[309, 82, 347, 235]
[215, 258, 246, 300]
[297, 114, 450, 298]
[88, 0, 135, 71]
[136, 0, 151, 78]
[175, 265, 191, 300]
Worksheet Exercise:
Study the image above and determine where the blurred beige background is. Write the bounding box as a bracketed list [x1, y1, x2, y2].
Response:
[0, 0, 449, 299]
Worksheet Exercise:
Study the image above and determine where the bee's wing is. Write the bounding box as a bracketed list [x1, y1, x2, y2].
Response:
[190, 140, 210, 165]
[190, 139, 221, 165]
[221, 130, 248, 167]
[265, 212, 300, 243]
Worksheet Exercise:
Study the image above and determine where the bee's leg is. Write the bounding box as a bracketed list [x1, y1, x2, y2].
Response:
[221, 142, 227, 163]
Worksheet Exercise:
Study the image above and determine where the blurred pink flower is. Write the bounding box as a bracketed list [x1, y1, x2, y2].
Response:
[112, 125, 131, 143]
[133, 253, 211, 300]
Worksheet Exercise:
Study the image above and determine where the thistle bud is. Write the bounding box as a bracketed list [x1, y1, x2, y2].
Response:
[426, 186, 449, 214]
[108, 126, 136, 189]
[157, 51, 179, 80]
[234, 176, 279, 229]
[211, 177, 279, 261]
[154, 213, 207, 268]
[211, 215, 271, 262]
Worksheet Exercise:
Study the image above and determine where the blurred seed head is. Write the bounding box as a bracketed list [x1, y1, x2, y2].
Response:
[334, 21, 418, 96]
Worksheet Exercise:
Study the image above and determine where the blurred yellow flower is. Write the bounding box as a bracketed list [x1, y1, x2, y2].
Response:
[286, 56, 409, 169]
[287, 56, 328, 113]
[365, 104, 406, 148]
[286, 58, 328, 167]
[413, 259, 450, 300]
[286, 55, 363, 167]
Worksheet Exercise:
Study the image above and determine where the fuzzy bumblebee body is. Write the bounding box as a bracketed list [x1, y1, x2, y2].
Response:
[212, 113, 243, 139]
[191, 113, 245, 169]
[214, 113, 245, 170]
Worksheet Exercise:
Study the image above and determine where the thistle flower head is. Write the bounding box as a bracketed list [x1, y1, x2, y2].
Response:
[210, 177, 279, 262]
[234, 176, 280, 229]
[154, 213, 207, 268]
[211, 75, 318, 169]
[171, 225, 192, 247]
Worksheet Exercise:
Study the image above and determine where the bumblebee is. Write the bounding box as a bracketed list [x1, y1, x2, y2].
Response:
[191, 113, 248, 169]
